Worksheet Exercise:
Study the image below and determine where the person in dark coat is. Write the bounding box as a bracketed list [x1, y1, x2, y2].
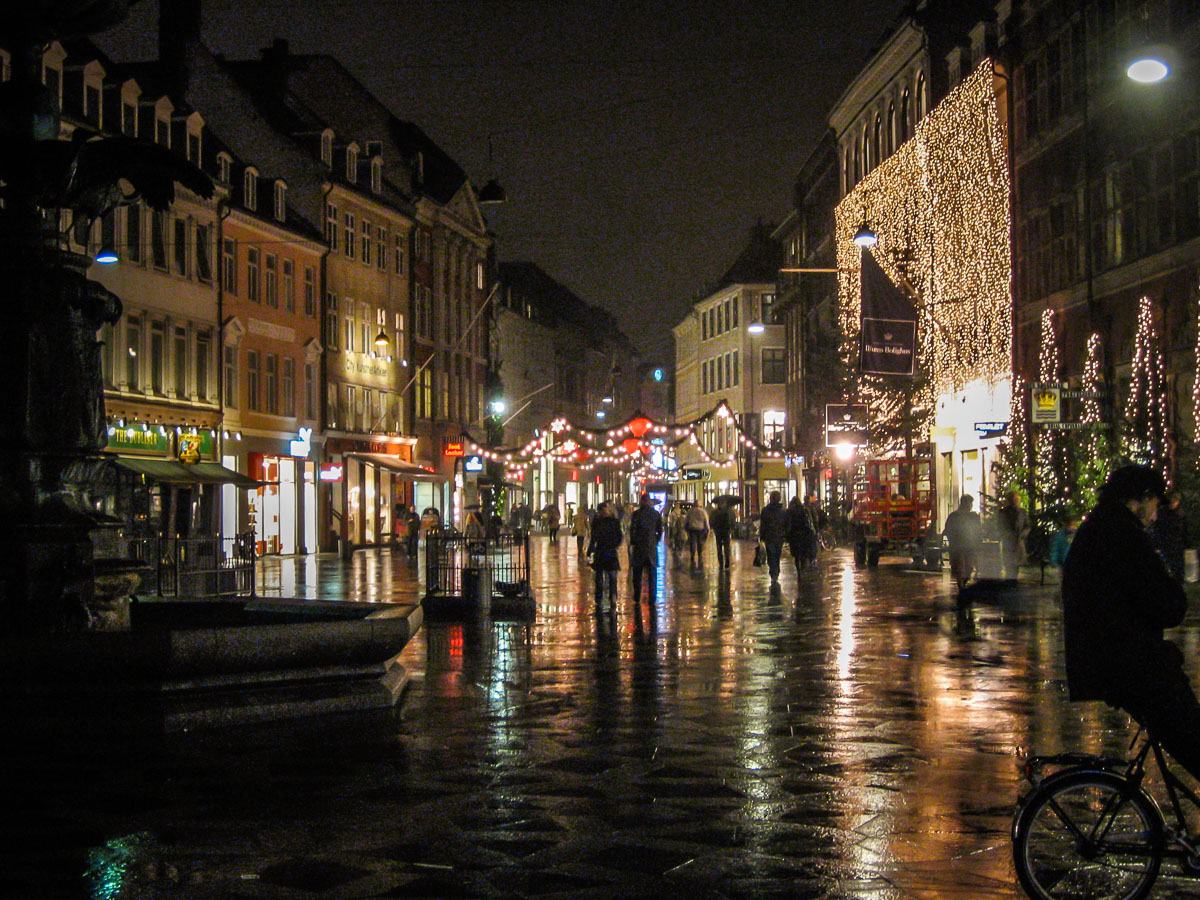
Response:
[1063, 465, 1198, 777]
[710, 500, 734, 570]
[627, 492, 664, 605]
[996, 491, 1030, 581]
[785, 496, 815, 579]
[943, 495, 982, 590]
[586, 501, 623, 611]
[758, 491, 787, 583]
[1152, 490, 1191, 583]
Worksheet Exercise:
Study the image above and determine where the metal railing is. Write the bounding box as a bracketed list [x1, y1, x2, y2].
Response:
[126, 532, 256, 598]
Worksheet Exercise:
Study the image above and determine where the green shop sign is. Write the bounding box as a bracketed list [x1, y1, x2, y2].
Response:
[105, 426, 170, 455]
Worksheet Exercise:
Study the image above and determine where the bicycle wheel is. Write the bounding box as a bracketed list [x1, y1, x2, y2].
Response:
[1013, 770, 1163, 900]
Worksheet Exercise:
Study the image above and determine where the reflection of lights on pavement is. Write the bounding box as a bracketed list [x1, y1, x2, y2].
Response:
[836, 564, 855, 683]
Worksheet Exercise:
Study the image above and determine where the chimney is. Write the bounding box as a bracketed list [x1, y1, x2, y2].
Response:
[159, 0, 202, 98]
[261, 38, 290, 94]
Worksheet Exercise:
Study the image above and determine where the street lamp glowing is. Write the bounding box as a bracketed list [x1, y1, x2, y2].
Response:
[95, 242, 119, 264]
[489, 399, 507, 415]
[834, 443, 855, 461]
[374, 330, 390, 350]
[747, 322, 765, 334]
[1127, 55, 1169, 83]
[853, 223, 877, 248]
[596, 409, 606, 419]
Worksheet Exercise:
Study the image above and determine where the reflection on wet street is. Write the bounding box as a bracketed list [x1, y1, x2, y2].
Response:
[10, 538, 1200, 897]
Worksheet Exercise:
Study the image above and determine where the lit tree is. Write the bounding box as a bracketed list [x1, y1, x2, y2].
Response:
[1034, 309, 1069, 517]
[992, 373, 1031, 511]
[1121, 296, 1171, 485]
[1071, 333, 1112, 515]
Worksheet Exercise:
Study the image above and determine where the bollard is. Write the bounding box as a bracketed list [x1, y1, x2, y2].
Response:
[462, 567, 482, 606]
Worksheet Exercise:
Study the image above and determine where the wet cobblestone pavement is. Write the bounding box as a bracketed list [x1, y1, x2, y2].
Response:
[8, 538, 1200, 898]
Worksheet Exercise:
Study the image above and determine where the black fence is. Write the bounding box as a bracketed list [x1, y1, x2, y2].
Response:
[424, 531, 531, 610]
[125, 533, 256, 598]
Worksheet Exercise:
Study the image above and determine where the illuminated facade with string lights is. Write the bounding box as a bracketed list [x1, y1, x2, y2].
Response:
[835, 61, 1013, 523]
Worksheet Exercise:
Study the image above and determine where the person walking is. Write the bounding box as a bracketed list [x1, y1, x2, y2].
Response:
[403, 505, 421, 558]
[1049, 516, 1081, 569]
[759, 491, 788, 583]
[1062, 465, 1200, 778]
[1152, 490, 1191, 583]
[710, 500, 734, 571]
[785, 495, 816, 579]
[943, 495, 983, 591]
[628, 492, 664, 608]
[805, 494, 828, 561]
[684, 501, 710, 568]
[586, 502, 622, 612]
[545, 504, 561, 544]
[996, 491, 1030, 582]
[573, 505, 591, 557]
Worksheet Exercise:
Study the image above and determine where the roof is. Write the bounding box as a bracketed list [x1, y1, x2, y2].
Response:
[716, 222, 782, 288]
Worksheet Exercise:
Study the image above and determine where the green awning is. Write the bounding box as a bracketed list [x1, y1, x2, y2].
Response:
[110, 456, 265, 488]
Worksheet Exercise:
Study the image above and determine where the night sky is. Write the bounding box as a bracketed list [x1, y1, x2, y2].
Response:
[100, 0, 907, 359]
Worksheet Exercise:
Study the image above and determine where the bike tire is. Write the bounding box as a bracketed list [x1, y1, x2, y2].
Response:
[1012, 770, 1163, 900]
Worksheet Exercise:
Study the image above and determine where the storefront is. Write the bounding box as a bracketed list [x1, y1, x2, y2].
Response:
[325, 436, 434, 547]
[929, 377, 1012, 526]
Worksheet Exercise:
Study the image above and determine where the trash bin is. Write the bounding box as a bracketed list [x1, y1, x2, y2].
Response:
[462, 567, 483, 605]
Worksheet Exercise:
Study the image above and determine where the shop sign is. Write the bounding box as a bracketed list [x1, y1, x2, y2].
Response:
[319, 462, 344, 482]
[825, 404, 870, 447]
[176, 430, 213, 464]
[1031, 384, 1061, 424]
[444, 439, 464, 457]
[974, 420, 1009, 438]
[105, 425, 170, 455]
[289, 427, 313, 458]
[463, 455, 484, 473]
[680, 469, 704, 481]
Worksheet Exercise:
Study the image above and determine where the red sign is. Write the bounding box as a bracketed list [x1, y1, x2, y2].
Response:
[823, 468, 834, 480]
[320, 462, 344, 482]
[444, 441, 464, 457]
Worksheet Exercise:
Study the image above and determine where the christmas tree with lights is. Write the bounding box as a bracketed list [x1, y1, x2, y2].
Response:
[1121, 296, 1171, 485]
[1071, 333, 1112, 515]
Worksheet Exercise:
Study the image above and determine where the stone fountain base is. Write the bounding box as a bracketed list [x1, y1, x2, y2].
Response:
[0, 597, 422, 736]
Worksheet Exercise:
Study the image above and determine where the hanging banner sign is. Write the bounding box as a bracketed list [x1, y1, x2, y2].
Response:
[825, 403, 870, 447]
[1031, 385, 1061, 424]
[859, 318, 917, 375]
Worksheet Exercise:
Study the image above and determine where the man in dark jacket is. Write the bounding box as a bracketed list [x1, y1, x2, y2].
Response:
[1063, 465, 1198, 776]
[710, 500, 734, 570]
[759, 491, 788, 583]
[628, 493, 664, 605]
[586, 501, 623, 612]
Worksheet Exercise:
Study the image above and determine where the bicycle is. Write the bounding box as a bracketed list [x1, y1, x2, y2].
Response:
[1012, 725, 1200, 899]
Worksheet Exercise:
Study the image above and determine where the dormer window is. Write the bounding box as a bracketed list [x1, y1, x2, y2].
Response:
[184, 112, 203, 164]
[320, 129, 333, 167]
[346, 143, 358, 183]
[243, 167, 258, 212]
[81, 60, 105, 126]
[217, 152, 231, 184]
[41, 43, 65, 111]
[273, 181, 287, 222]
[370, 157, 382, 194]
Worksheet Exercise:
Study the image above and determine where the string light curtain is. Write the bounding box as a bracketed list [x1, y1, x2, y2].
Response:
[1036, 308, 1066, 510]
[835, 62, 1012, 452]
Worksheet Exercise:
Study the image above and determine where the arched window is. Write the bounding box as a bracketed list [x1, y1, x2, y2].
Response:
[887, 103, 896, 154]
[862, 128, 870, 173]
[845, 148, 854, 192]
[873, 114, 882, 165]
[916, 72, 926, 121]
[320, 130, 333, 167]
[900, 90, 910, 143]
[853, 142, 861, 183]
[243, 167, 258, 212]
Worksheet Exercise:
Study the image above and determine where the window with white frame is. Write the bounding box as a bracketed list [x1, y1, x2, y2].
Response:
[282, 357, 294, 417]
[303, 266, 316, 317]
[320, 130, 333, 167]
[325, 292, 338, 349]
[371, 158, 382, 193]
[346, 144, 358, 182]
[344, 212, 355, 259]
[376, 226, 386, 270]
[264, 253, 277, 307]
[217, 153, 231, 184]
[173, 218, 188, 275]
[762, 410, 786, 447]
[282, 258, 294, 313]
[247, 350, 260, 410]
[195, 223, 211, 282]
[246, 247, 260, 302]
[394, 233, 404, 275]
[222, 238, 236, 293]
[223, 345, 236, 408]
[243, 168, 258, 211]
[324, 203, 338, 250]
[360, 218, 371, 265]
[273, 181, 286, 222]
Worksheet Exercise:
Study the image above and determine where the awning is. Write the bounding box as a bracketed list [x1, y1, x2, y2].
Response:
[111, 456, 266, 488]
[345, 452, 445, 482]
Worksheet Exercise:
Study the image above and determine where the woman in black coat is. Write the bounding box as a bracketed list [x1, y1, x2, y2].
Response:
[785, 496, 816, 578]
[586, 502, 623, 612]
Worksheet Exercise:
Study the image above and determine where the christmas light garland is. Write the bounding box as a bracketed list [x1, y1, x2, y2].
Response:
[467, 402, 787, 479]
[834, 62, 1011, 451]
[1036, 308, 1065, 508]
